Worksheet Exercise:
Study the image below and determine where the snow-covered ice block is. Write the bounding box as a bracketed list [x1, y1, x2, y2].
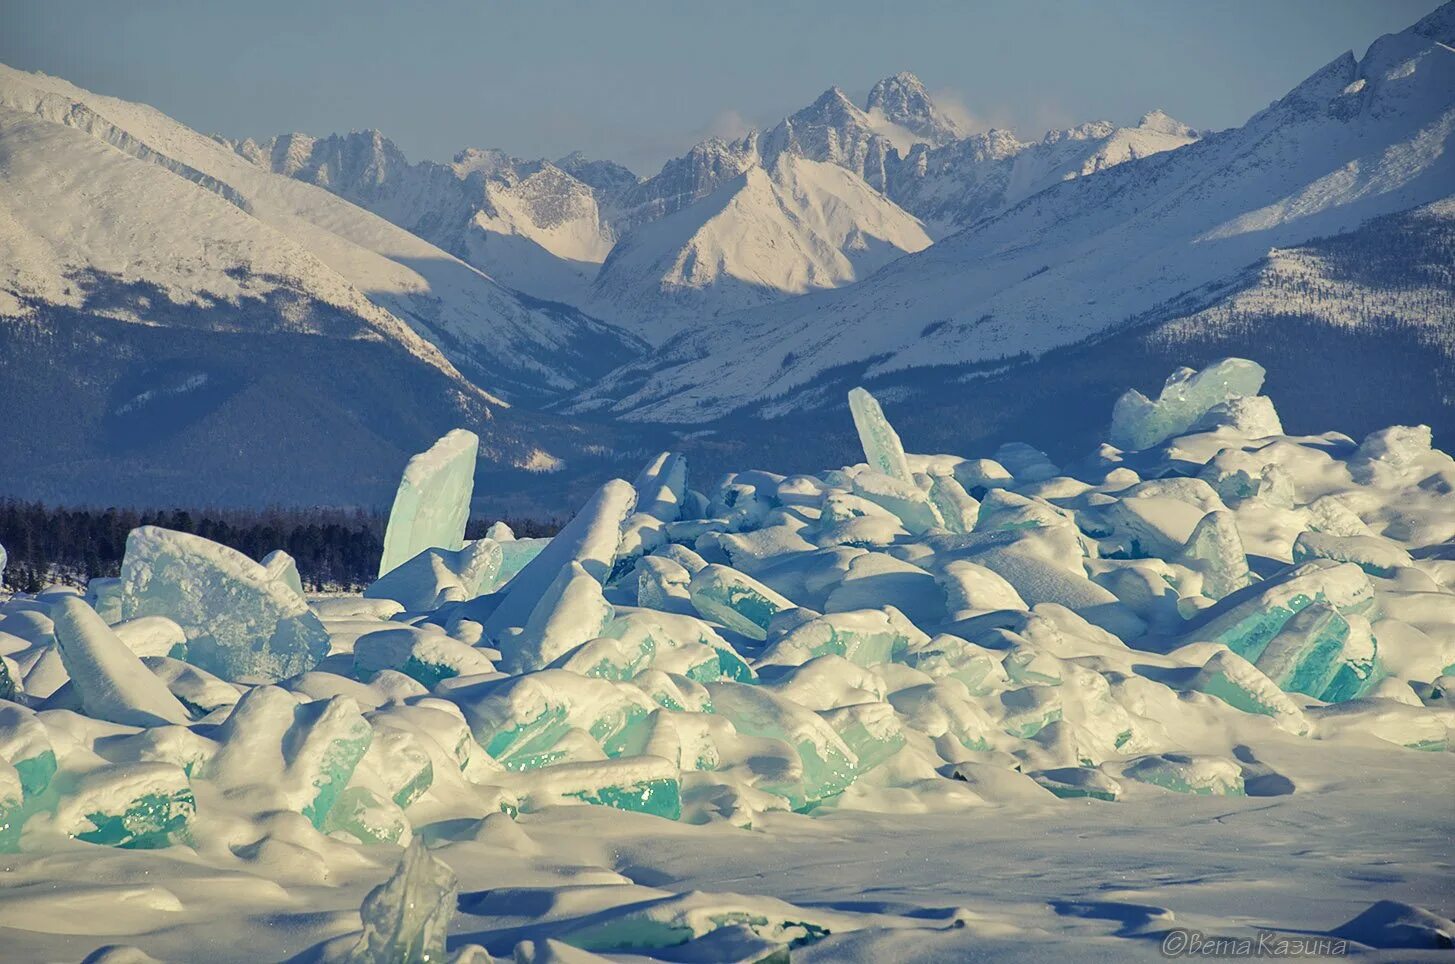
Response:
[483, 479, 636, 636]
[967, 548, 1147, 640]
[119, 527, 329, 682]
[1350, 424, 1433, 484]
[633, 451, 689, 523]
[503, 561, 614, 673]
[938, 560, 1029, 617]
[1110, 358, 1266, 451]
[50, 597, 191, 728]
[112, 616, 187, 659]
[759, 607, 927, 669]
[1118, 753, 1245, 796]
[353, 626, 495, 688]
[993, 442, 1060, 484]
[706, 682, 857, 810]
[848, 386, 913, 484]
[850, 470, 943, 534]
[53, 762, 195, 848]
[0, 703, 57, 800]
[600, 610, 753, 683]
[515, 756, 682, 819]
[378, 428, 479, 577]
[1254, 603, 1351, 698]
[688, 564, 794, 641]
[261, 550, 304, 596]
[1189, 394, 1283, 438]
[365, 540, 502, 612]
[1292, 532, 1413, 578]
[1031, 766, 1121, 801]
[207, 687, 372, 828]
[1184, 561, 1375, 663]
[1190, 650, 1308, 733]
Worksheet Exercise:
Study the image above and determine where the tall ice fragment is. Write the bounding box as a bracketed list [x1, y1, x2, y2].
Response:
[848, 387, 913, 484]
[379, 429, 480, 578]
[346, 837, 459, 963]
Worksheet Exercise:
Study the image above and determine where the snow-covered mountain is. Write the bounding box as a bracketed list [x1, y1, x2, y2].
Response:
[588, 154, 932, 343]
[227, 132, 626, 306]
[0, 62, 657, 508]
[890, 110, 1199, 236]
[575, 5, 1455, 427]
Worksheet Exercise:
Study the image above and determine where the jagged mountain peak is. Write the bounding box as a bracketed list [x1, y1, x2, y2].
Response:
[867, 71, 962, 147]
[1137, 109, 1196, 136]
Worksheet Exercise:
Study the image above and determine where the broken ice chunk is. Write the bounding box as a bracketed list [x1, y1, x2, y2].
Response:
[634, 451, 689, 522]
[1189, 394, 1283, 438]
[820, 702, 905, 772]
[993, 442, 1060, 484]
[50, 597, 191, 727]
[365, 540, 502, 612]
[1109, 358, 1266, 451]
[262, 550, 305, 596]
[347, 837, 458, 963]
[0, 760, 20, 852]
[926, 470, 979, 534]
[119, 527, 329, 682]
[1318, 614, 1384, 703]
[482, 479, 636, 636]
[1178, 510, 1254, 600]
[901, 634, 1010, 694]
[848, 386, 913, 484]
[54, 762, 195, 848]
[324, 786, 411, 846]
[938, 559, 1029, 617]
[850, 470, 944, 533]
[688, 565, 794, 641]
[502, 561, 614, 673]
[378, 429, 479, 578]
[1350, 425, 1433, 484]
[0, 703, 57, 799]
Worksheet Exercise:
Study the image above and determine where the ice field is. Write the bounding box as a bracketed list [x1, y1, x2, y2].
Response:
[0, 359, 1452, 961]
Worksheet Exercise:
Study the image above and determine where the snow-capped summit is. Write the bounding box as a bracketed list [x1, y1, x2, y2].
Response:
[589, 152, 931, 343]
[760, 86, 899, 190]
[866, 71, 963, 148]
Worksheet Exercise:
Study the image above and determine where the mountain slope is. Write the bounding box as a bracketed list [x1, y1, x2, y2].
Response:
[588, 154, 931, 343]
[576, 6, 1455, 424]
[891, 111, 1198, 236]
[0, 64, 644, 403]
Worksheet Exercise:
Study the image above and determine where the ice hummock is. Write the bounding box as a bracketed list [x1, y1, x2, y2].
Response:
[1, 356, 1453, 961]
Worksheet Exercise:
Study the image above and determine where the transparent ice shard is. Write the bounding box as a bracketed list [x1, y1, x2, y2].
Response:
[50, 597, 191, 727]
[326, 786, 411, 846]
[119, 527, 329, 682]
[848, 387, 913, 484]
[688, 565, 794, 641]
[378, 429, 479, 578]
[1109, 358, 1266, 451]
[347, 837, 458, 963]
[1319, 614, 1384, 703]
[0, 703, 57, 799]
[1178, 510, 1253, 600]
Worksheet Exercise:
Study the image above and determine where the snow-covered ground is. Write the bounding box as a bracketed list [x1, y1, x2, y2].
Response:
[0, 359, 1451, 961]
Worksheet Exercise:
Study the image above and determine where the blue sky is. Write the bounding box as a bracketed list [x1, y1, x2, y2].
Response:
[1, 0, 1441, 174]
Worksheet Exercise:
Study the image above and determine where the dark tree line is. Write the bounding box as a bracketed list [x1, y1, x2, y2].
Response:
[0, 499, 560, 594]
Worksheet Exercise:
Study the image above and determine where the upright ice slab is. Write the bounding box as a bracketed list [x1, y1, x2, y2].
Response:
[1109, 358, 1266, 451]
[119, 527, 330, 682]
[1179, 511, 1253, 600]
[378, 429, 480, 578]
[503, 561, 615, 673]
[848, 387, 913, 484]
